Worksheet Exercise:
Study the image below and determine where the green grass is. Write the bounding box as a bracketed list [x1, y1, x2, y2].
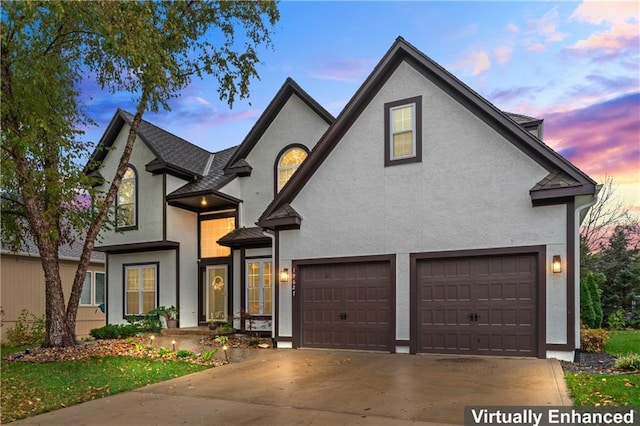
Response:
[565, 374, 640, 406]
[1, 355, 209, 423]
[565, 329, 640, 407]
[605, 329, 640, 356]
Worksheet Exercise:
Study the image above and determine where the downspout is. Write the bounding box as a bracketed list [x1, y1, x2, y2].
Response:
[573, 188, 600, 359]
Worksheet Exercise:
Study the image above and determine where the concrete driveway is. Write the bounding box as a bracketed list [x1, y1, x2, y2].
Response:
[13, 349, 571, 425]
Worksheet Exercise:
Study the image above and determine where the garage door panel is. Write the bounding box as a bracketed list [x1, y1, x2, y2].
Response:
[300, 260, 392, 351]
[417, 254, 537, 356]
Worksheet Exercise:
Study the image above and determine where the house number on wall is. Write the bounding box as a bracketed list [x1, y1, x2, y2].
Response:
[291, 268, 296, 296]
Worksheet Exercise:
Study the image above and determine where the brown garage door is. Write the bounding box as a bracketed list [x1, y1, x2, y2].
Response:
[417, 254, 537, 356]
[299, 260, 392, 351]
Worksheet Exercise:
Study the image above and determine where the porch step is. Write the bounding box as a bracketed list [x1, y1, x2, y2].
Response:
[160, 327, 213, 337]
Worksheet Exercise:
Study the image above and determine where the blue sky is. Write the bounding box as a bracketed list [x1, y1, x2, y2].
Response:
[80, 1, 640, 217]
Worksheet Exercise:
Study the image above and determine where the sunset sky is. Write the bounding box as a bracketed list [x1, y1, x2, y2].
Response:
[80, 1, 640, 219]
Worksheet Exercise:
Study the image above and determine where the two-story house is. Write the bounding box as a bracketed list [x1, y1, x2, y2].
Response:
[89, 38, 597, 361]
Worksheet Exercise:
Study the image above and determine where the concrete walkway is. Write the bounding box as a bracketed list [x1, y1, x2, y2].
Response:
[13, 349, 571, 425]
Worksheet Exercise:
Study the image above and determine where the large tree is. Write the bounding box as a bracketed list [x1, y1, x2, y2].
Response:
[1, 1, 279, 347]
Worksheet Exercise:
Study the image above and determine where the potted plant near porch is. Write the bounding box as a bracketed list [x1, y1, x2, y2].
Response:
[159, 305, 178, 328]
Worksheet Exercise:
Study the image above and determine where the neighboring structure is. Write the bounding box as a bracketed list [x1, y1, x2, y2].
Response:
[1, 241, 105, 342]
[89, 38, 597, 361]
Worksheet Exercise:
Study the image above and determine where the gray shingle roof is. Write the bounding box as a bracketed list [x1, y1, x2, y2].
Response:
[506, 112, 542, 125]
[119, 110, 212, 177]
[217, 227, 271, 247]
[1, 236, 105, 262]
[530, 170, 582, 192]
[168, 145, 238, 197]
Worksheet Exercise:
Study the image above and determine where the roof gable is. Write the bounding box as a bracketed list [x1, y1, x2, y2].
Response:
[86, 109, 212, 181]
[258, 37, 597, 228]
[223, 78, 335, 176]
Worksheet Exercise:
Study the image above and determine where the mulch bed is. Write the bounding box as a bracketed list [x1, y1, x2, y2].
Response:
[561, 351, 621, 374]
[2, 335, 274, 365]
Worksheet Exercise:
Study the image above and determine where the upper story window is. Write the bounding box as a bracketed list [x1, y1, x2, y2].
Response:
[117, 166, 137, 229]
[384, 96, 422, 166]
[200, 215, 235, 258]
[277, 146, 308, 192]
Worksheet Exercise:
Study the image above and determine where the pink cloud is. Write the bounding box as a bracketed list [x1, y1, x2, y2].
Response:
[493, 46, 512, 65]
[451, 50, 491, 76]
[567, 1, 639, 58]
[505, 23, 519, 33]
[544, 92, 639, 186]
[527, 43, 546, 52]
[310, 58, 372, 83]
[523, 6, 567, 52]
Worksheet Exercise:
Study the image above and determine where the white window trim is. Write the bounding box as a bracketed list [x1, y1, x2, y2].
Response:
[80, 271, 106, 307]
[245, 259, 273, 316]
[124, 264, 157, 316]
[389, 102, 417, 161]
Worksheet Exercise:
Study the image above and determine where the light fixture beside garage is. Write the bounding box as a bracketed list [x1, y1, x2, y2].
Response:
[279, 268, 290, 283]
[552, 255, 562, 273]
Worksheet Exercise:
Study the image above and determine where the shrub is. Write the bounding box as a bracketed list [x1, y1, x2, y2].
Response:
[607, 309, 626, 330]
[580, 277, 596, 328]
[125, 312, 161, 333]
[614, 353, 640, 371]
[90, 324, 138, 340]
[586, 272, 604, 328]
[580, 327, 610, 353]
[156, 347, 174, 358]
[213, 335, 229, 346]
[176, 349, 195, 358]
[6, 309, 45, 346]
[200, 348, 218, 361]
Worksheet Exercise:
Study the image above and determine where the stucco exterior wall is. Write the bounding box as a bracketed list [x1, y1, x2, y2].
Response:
[219, 94, 330, 227]
[165, 175, 199, 327]
[106, 250, 176, 325]
[1, 254, 105, 341]
[96, 126, 164, 246]
[278, 62, 568, 350]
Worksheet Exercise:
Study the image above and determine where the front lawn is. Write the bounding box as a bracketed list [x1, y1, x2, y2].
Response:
[606, 329, 640, 356]
[0, 339, 214, 423]
[565, 329, 640, 407]
[565, 373, 640, 406]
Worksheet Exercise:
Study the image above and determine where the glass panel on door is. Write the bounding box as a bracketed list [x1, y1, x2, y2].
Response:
[206, 265, 227, 323]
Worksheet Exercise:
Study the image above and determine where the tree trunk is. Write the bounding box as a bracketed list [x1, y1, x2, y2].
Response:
[41, 248, 76, 347]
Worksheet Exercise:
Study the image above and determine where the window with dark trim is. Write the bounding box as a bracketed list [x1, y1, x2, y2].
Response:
[275, 145, 308, 193]
[246, 258, 272, 316]
[384, 96, 422, 166]
[124, 263, 157, 315]
[117, 165, 137, 229]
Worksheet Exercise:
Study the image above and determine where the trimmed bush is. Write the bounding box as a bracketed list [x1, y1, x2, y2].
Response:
[607, 309, 627, 330]
[614, 353, 640, 371]
[90, 323, 138, 340]
[586, 272, 604, 328]
[580, 277, 596, 328]
[6, 309, 45, 346]
[580, 327, 610, 353]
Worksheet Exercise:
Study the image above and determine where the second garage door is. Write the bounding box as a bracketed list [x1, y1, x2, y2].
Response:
[298, 260, 392, 351]
[417, 254, 537, 356]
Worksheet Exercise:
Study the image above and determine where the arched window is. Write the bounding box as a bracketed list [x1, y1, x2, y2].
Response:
[277, 147, 308, 192]
[117, 166, 137, 229]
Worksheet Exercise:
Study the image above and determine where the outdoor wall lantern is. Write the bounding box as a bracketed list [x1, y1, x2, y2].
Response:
[279, 268, 290, 283]
[552, 255, 562, 273]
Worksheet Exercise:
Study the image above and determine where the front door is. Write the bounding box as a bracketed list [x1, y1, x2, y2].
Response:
[205, 265, 228, 323]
